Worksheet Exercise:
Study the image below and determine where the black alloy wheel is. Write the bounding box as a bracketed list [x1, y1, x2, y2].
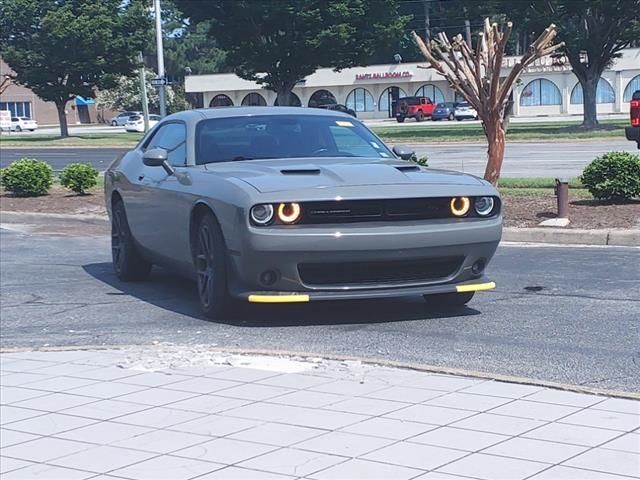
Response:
[111, 200, 151, 281]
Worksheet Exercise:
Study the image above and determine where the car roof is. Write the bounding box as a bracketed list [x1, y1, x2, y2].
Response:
[163, 106, 356, 122]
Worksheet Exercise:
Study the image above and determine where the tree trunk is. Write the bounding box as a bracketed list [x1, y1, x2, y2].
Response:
[55, 100, 69, 138]
[581, 75, 599, 129]
[275, 87, 292, 107]
[483, 119, 506, 186]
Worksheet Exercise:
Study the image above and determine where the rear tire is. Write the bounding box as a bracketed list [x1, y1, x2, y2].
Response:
[415, 111, 424, 122]
[15, 126, 22, 132]
[448, 113, 455, 121]
[424, 292, 475, 308]
[456, 117, 463, 121]
[111, 200, 152, 281]
[193, 212, 233, 319]
[111, 120, 117, 126]
[396, 117, 405, 123]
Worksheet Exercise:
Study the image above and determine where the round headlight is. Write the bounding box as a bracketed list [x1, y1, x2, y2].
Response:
[474, 196, 495, 216]
[277, 202, 302, 224]
[250, 204, 274, 225]
[450, 197, 471, 217]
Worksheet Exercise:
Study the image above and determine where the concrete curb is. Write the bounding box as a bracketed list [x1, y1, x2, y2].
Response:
[1, 344, 638, 400]
[1, 211, 638, 246]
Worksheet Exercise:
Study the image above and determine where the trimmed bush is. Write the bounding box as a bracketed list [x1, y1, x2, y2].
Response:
[0, 158, 53, 196]
[580, 151, 640, 202]
[60, 163, 99, 194]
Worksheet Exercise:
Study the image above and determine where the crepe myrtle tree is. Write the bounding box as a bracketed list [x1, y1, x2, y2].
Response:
[0, 0, 149, 137]
[176, 0, 408, 106]
[411, 20, 562, 185]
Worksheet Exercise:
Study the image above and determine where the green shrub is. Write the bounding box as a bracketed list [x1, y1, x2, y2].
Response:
[580, 151, 640, 202]
[59, 163, 99, 194]
[410, 154, 429, 167]
[0, 158, 53, 196]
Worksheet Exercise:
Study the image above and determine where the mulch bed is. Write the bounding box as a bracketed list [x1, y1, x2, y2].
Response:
[2, 188, 639, 230]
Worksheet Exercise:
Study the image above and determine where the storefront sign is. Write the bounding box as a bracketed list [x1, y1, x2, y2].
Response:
[0, 110, 11, 131]
[355, 71, 413, 81]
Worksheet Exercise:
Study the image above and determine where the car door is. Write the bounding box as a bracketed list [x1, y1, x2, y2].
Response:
[126, 121, 193, 267]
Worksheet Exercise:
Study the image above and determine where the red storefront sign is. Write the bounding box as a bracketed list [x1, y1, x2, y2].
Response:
[355, 71, 413, 81]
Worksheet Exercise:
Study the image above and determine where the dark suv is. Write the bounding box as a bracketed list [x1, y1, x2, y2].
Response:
[395, 97, 435, 122]
[315, 104, 357, 118]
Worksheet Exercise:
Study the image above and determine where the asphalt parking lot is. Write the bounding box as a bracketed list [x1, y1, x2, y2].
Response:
[1, 227, 638, 393]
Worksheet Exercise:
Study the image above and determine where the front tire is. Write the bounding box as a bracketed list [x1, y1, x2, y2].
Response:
[193, 212, 232, 319]
[15, 126, 22, 132]
[396, 116, 405, 123]
[424, 292, 475, 308]
[111, 120, 118, 126]
[448, 113, 455, 121]
[415, 111, 424, 122]
[111, 200, 152, 281]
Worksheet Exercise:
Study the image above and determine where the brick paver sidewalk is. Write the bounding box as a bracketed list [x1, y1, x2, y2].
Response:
[1, 347, 638, 479]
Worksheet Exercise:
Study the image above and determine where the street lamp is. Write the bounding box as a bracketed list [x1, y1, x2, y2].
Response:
[153, 0, 167, 117]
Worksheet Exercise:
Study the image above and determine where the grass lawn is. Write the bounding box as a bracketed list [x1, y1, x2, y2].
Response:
[0, 132, 142, 147]
[373, 119, 628, 143]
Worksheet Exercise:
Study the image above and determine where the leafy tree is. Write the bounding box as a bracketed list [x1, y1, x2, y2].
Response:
[0, 0, 150, 137]
[176, 0, 408, 106]
[500, 0, 640, 129]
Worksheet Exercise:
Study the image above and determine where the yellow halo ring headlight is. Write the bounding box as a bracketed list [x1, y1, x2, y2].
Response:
[277, 202, 302, 224]
[450, 197, 471, 217]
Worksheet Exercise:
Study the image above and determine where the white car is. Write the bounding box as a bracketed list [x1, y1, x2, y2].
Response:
[11, 117, 38, 132]
[454, 102, 479, 121]
[124, 114, 160, 132]
[110, 111, 142, 126]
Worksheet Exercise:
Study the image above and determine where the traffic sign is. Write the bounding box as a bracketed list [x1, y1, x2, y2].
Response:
[150, 77, 168, 86]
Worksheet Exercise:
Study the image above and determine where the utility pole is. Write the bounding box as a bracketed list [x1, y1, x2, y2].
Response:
[154, 0, 166, 118]
[423, 0, 430, 42]
[138, 52, 150, 132]
[464, 19, 472, 48]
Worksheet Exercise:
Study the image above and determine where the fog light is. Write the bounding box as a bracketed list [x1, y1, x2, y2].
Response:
[277, 202, 302, 224]
[450, 197, 471, 217]
[260, 270, 279, 286]
[474, 196, 495, 216]
[472, 259, 486, 275]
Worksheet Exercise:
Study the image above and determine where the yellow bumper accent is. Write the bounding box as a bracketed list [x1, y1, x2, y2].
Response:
[248, 294, 310, 304]
[456, 281, 496, 293]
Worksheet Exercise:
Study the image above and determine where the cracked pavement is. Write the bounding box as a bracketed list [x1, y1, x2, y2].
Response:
[0, 228, 639, 393]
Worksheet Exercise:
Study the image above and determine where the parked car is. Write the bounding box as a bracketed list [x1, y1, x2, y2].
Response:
[315, 103, 357, 118]
[124, 114, 161, 132]
[10, 117, 38, 132]
[625, 90, 640, 149]
[455, 102, 479, 121]
[110, 111, 142, 126]
[105, 107, 501, 318]
[431, 102, 459, 121]
[395, 97, 435, 122]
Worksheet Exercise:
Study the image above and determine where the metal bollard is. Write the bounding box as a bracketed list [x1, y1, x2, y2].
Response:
[554, 178, 569, 219]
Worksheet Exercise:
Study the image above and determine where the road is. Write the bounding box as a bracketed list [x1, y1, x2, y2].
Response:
[1, 227, 638, 392]
[1, 139, 637, 177]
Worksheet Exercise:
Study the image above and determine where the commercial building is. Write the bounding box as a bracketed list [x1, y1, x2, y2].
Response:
[185, 48, 640, 120]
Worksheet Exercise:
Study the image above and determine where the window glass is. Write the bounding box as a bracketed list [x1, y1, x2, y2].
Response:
[520, 79, 562, 106]
[414, 84, 445, 103]
[345, 88, 374, 112]
[624, 75, 640, 102]
[378, 87, 407, 112]
[0, 101, 32, 118]
[570, 78, 615, 104]
[308, 89, 337, 107]
[195, 114, 393, 165]
[146, 123, 187, 166]
[209, 94, 233, 107]
[241, 92, 267, 106]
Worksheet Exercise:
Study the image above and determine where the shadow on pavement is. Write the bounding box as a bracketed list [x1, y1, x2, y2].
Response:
[83, 262, 480, 328]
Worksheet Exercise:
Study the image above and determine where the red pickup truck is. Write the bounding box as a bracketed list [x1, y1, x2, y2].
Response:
[395, 96, 435, 123]
[625, 90, 640, 149]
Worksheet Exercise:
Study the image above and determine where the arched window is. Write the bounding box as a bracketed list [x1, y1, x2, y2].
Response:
[570, 78, 615, 104]
[308, 89, 337, 107]
[345, 88, 374, 112]
[241, 92, 267, 106]
[378, 87, 407, 112]
[520, 79, 562, 106]
[209, 94, 233, 107]
[274, 92, 302, 106]
[623, 75, 640, 102]
[414, 84, 445, 103]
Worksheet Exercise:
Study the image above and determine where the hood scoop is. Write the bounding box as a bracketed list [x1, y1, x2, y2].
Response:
[395, 165, 421, 173]
[280, 168, 321, 175]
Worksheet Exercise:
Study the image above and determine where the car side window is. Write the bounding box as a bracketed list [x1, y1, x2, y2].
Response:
[145, 122, 187, 166]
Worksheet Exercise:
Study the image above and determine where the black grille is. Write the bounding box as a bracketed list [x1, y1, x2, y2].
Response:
[302, 198, 455, 224]
[298, 256, 464, 287]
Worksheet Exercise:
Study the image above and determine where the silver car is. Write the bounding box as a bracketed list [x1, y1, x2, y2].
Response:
[105, 107, 502, 318]
[110, 111, 142, 126]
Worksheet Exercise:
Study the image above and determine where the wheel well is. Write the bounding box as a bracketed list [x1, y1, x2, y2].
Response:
[111, 191, 123, 208]
[190, 203, 217, 253]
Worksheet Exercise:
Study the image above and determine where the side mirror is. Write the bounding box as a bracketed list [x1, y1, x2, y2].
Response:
[143, 148, 174, 175]
[393, 144, 415, 161]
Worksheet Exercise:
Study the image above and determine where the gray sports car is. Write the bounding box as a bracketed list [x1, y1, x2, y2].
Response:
[105, 107, 501, 318]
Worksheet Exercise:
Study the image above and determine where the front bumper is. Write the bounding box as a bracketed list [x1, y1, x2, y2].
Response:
[226, 217, 502, 301]
[625, 126, 640, 145]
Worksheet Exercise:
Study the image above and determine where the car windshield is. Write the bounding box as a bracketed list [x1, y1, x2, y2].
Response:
[128, 115, 141, 121]
[458, 102, 471, 108]
[195, 114, 394, 165]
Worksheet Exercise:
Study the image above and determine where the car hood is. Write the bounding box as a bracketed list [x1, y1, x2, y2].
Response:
[205, 157, 484, 193]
